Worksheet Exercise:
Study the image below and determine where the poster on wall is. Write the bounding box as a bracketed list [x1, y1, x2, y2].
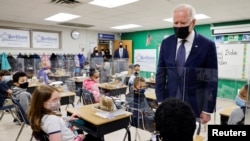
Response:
[32, 31, 60, 48]
[0, 28, 30, 48]
[216, 43, 245, 79]
[134, 49, 156, 72]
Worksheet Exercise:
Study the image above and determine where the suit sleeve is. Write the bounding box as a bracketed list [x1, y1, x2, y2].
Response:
[114, 49, 118, 58]
[155, 40, 167, 102]
[203, 41, 218, 113]
[124, 49, 129, 58]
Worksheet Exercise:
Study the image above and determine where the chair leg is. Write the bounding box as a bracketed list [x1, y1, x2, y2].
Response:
[134, 127, 141, 141]
[30, 135, 33, 141]
[16, 123, 25, 141]
[9, 109, 17, 120]
[0, 111, 5, 121]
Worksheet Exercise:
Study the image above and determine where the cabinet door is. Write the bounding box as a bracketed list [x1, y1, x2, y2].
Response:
[114, 40, 132, 64]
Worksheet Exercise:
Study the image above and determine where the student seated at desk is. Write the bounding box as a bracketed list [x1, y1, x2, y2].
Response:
[152, 98, 196, 141]
[28, 85, 100, 141]
[12, 71, 32, 113]
[0, 70, 13, 107]
[126, 76, 155, 133]
[83, 68, 100, 102]
[37, 62, 51, 85]
[128, 64, 140, 87]
[228, 84, 248, 125]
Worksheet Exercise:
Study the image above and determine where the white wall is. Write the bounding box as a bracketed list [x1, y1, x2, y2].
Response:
[0, 21, 120, 58]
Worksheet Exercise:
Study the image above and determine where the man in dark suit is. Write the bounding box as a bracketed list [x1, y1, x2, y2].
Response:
[114, 41, 129, 72]
[155, 4, 218, 124]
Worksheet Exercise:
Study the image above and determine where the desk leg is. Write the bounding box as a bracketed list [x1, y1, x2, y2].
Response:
[123, 127, 131, 141]
[220, 115, 229, 125]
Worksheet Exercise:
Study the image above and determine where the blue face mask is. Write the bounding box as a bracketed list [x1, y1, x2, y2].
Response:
[235, 95, 246, 107]
[138, 89, 145, 94]
[3, 75, 11, 82]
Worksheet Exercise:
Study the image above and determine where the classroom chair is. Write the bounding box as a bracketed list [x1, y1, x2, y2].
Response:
[0, 102, 16, 121]
[81, 88, 95, 105]
[12, 98, 33, 141]
[124, 103, 146, 141]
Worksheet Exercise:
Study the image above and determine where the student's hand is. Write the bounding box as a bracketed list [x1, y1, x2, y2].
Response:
[74, 134, 85, 141]
[200, 112, 211, 124]
[68, 113, 81, 121]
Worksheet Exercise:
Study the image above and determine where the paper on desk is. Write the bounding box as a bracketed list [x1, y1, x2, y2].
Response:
[94, 108, 126, 119]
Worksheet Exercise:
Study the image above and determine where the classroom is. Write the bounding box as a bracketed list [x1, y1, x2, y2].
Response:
[0, 0, 250, 141]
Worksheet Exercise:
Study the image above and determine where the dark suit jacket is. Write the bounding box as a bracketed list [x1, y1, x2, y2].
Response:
[114, 48, 129, 59]
[155, 31, 218, 117]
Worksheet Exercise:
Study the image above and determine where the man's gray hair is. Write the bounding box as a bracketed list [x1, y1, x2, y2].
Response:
[172, 4, 196, 20]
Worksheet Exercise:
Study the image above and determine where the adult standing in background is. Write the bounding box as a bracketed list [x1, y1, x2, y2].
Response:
[90, 47, 103, 70]
[155, 4, 218, 124]
[114, 41, 129, 72]
[103, 49, 112, 61]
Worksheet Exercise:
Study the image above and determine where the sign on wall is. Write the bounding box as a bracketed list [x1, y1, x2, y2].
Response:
[0, 28, 30, 48]
[134, 49, 156, 72]
[98, 33, 114, 40]
[32, 31, 60, 48]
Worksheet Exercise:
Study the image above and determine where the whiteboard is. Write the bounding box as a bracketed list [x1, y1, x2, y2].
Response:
[216, 43, 245, 79]
[245, 44, 250, 78]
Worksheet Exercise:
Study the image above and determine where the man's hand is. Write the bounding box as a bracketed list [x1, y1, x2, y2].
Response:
[200, 112, 211, 124]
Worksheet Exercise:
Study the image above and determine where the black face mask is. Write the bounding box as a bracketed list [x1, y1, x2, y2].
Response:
[134, 72, 139, 76]
[94, 50, 98, 53]
[174, 25, 190, 39]
[119, 45, 123, 48]
[19, 82, 29, 89]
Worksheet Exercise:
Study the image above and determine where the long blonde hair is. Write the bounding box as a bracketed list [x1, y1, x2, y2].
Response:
[28, 85, 59, 132]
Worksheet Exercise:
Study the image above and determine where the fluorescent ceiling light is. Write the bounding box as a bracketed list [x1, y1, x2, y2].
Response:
[45, 13, 80, 22]
[89, 0, 139, 8]
[111, 24, 141, 30]
[163, 14, 211, 22]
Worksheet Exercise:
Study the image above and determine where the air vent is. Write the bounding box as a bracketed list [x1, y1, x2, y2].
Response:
[51, 0, 86, 8]
[57, 22, 94, 28]
[51, 0, 80, 4]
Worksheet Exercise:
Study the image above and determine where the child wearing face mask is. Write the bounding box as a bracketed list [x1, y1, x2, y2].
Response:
[126, 76, 155, 133]
[82, 68, 100, 103]
[128, 64, 141, 91]
[12, 71, 32, 113]
[28, 85, 100, 141]
[228, 84, 249, 125]
[37, 62, 51, 85]
[0, 70, 13, 107]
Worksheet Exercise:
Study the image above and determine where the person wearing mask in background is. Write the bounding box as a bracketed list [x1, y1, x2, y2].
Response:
[83, 68, 100, 103]
[82, 61, 90, 77]
[128, 64, 140, 90]
[114, 41, 129, 72]
[12, 71, 32, 113]
[28, 85, 101, 141]
[155, 3, 218, 124]
[37, 62, 51, 85]
[0, 70, 13, 107]
[90, 47, 103, 70]
[100, 46, 105, 56]
[99, 57, 111, 83]
[228, 84, 249, 125]
[152, 98, 196, 141]
[103, 49, 112, 61]
[126, 77, 155, 133]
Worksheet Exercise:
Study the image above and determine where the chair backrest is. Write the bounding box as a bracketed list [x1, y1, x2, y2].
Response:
[32, 130, 49, 141]
[12, 98, 29, 125]
[81, 88, 95, 105]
